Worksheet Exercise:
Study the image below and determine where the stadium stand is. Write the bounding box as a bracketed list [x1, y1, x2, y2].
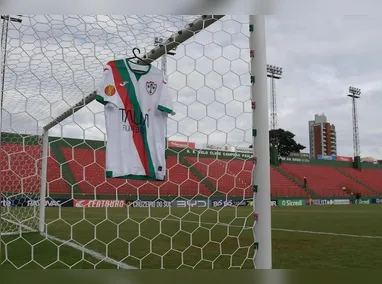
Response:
[2, 138, 382, 199]
[60, 148, 211, 196]
[183, 157, 308, 197]
[280, 163, 377, 197]
[183, 157, 252, 196]
[340, 167, 382, 194]
[270, 167, 309, 197]
[1, 144, 70, 194]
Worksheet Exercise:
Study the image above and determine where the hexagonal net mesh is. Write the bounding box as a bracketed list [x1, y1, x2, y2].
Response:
[0, 15, 258, 269]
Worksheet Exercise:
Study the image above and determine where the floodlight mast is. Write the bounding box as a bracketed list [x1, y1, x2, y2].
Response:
[43, 15, 224, 132]
[266, 65, 282, 131]
[348, 86, 361, 158]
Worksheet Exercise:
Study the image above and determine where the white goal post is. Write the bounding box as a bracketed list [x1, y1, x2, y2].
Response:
[0, 15, 271, 269]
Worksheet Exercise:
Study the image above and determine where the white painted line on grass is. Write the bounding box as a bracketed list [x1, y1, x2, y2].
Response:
[1, 217, 137, 269]
[271, 228, 382, 239]
[150, 217, 382, 239]
[46, 216, 382, 240]
[44, 234, 137, 269]
[150, 216, 252, 229]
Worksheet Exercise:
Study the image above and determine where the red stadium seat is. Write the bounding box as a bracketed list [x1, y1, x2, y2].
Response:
[280, 164, 376, 197]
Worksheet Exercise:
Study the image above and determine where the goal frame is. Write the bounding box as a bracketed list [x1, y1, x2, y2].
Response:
[1, 15, 272, 269]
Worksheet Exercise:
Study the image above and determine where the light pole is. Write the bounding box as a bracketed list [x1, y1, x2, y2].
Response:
[348, 86, 361, 160]
[267, 65, 282, 165]
[267, 64, 282, 131]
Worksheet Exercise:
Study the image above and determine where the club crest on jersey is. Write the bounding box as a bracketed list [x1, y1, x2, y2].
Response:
[146, 81, 157, 95]
[104, 85, 116, 96]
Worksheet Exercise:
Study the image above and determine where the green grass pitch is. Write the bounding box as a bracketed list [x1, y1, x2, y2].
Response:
[1, 205, 382, 269]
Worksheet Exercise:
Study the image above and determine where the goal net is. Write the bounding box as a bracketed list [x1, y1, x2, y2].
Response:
[0, 15, 271, 269]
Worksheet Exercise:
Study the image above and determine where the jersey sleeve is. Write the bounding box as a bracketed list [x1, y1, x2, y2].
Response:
[157, 80, 175, 115]
[96, 64, 118, 105]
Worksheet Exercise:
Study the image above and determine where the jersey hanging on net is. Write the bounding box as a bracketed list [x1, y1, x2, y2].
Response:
[96, 59, 174, 181]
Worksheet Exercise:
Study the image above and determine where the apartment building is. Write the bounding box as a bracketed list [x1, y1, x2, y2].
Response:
[308, 114, 337, 158]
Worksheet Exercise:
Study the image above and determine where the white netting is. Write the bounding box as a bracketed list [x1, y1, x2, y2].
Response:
[0, 134, 42, 236]
[0, 15, 256, 269]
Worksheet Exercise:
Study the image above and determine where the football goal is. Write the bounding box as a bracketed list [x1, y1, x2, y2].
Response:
[0, 15, 271, 269]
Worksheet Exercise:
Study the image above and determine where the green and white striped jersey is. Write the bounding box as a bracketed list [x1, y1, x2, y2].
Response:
[96, 59, 174, 181]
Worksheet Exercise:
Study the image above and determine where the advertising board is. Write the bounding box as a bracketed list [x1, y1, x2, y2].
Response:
[373, 198, 382, 204]
[289, 152, 310, 158]
[356, 199, 371, 205]
[0, 198, 14, 207]
[203, 144, 233, 152]
[246, 200, 277, 207]
[74, 199, 126, 208]
[332, 199, 350, 205]
[172, 200, 208, 208]
[235, 147, 252, 153]
[317, 154, 336, 161]
[211, 200, 248, 207]
[306, 199, 330, 206]
[167, 140, 195, 149]
[307, 199, 350, 205]
[336, 156, 353, 162]
[127, 200, 172, 208]
[280, 156, 310, 163]
[277, 199, 305, 206]
[1, 197, 72, 207]
[24, 199, 72, 207]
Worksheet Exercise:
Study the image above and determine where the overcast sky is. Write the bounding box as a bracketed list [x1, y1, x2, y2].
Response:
[1, 15, 382, 159]
[266, 16, 382, 159]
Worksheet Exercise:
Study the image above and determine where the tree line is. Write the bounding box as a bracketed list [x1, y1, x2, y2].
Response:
[249, 128, 306, 157]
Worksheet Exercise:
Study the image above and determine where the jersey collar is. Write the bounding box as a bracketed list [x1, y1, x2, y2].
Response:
[124, 59, 152, 76]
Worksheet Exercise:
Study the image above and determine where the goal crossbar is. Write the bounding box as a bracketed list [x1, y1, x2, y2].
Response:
[43, 15, 224, 132]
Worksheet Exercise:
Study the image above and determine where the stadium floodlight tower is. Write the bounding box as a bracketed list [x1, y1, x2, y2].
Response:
[266, 65, 282, 131]
[267, 65, 282, 166]
[348, 86, 361, 167]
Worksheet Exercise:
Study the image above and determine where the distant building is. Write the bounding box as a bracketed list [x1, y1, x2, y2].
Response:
[308, 114, 337, 159]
